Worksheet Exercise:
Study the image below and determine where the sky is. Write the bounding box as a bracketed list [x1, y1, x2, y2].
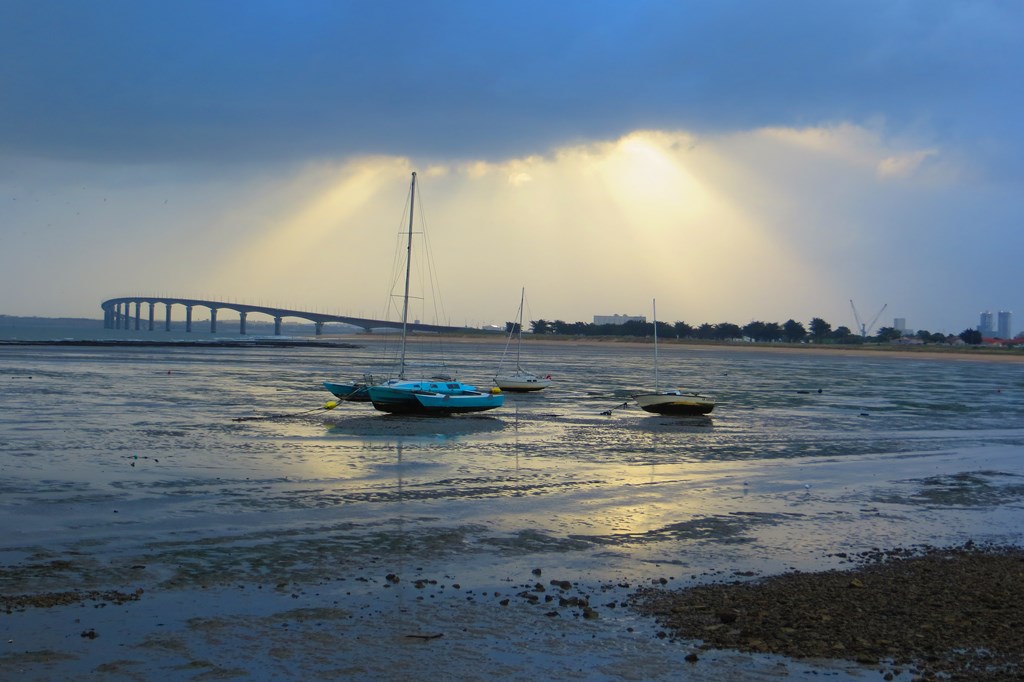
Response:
[2, 0, 1022, 335]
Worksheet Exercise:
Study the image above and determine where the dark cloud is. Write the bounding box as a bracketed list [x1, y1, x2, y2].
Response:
[1, 0, 1021, 166]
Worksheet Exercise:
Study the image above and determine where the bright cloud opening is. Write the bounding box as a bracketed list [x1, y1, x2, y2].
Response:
[4, 123, 988, 333]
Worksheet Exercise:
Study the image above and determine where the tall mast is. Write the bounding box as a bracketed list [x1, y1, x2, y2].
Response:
[652, 298, 659, 391]
[515, 287, 525, 369]
[398, 172, 416, 379]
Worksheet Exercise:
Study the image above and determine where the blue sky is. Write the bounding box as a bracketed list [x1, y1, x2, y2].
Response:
[2, 0, 1022, 334]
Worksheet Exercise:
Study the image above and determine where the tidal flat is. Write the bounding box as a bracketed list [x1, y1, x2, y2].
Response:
[1, 339, 1023, 680]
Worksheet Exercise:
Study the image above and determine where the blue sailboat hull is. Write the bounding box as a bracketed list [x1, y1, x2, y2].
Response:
[367, 380, 503, 415]
[413, 391, 504, 414]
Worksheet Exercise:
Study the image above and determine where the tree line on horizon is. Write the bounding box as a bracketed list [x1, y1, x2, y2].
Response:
[510, 317, 987, 345]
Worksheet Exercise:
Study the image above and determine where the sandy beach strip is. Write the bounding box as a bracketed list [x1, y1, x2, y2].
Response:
[333, 332, 1024, 363]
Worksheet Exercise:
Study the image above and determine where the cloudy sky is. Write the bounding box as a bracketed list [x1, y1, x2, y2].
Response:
[2, 0, 1022, 334]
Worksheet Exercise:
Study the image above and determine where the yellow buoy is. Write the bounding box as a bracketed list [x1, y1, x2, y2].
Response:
[324, 401, 339, 410]
[490, 387, 502, 394]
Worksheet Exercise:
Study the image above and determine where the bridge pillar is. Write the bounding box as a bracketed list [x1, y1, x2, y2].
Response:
[165, 303, 172, 331]
[315, 321, 324, 335]
[186, 305, 193, 333]
[114, 304, 121, 330]
[239, 312, 247, 335]
[210, 308, 218, 334]
[134, 301, 141, 330]
[274, 316, 282, 336]
[148, 302, 155, 331]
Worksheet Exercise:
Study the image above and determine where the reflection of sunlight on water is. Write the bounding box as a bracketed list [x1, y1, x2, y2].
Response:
[323, 413, 506, 439]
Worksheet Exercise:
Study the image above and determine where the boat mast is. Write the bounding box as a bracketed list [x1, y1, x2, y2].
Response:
[398, 172, 416, 379]
[515, 287, 525, 370]
[653, 298, 659, 391]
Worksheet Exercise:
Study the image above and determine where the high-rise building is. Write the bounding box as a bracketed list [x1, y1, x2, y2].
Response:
[978, 311, 994, 337]
[893, 318, 906, 332]
[997, 311, 1013, 340]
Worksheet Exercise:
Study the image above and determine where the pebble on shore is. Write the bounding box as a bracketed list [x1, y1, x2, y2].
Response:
[630, 544, 1024, 681]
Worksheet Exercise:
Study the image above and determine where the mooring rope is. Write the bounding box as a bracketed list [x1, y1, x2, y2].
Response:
[232, 401, 339, 422]
[599, 401, 630, 416]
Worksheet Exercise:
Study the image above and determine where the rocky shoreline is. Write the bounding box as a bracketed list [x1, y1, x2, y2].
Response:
[630, 543, 1024, 680]
[5, 545, 1023, 679]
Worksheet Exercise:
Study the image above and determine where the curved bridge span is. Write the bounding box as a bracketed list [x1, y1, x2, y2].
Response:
[101, 296, 473, 336]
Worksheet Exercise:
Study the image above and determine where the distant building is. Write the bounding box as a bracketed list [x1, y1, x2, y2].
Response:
[997, 311, 1013, 340]
[893, 318, 907, 332]
[978, 310, 994, 337]
[593, 314, 645, 325]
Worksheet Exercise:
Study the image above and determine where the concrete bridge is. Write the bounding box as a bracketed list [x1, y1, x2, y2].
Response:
[101, 296, 477, 336]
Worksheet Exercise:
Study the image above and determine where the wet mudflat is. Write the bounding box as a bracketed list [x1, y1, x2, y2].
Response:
[1, 339, 1023, 680]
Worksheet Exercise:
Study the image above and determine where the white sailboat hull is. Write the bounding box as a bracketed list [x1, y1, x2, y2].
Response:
[494, 371, 551, 392]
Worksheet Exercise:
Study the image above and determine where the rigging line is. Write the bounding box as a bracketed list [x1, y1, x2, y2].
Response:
[522, 291, 535, 334]
[410, 186, 455, 365]
[383, 178, 418, 322]
[495, 290, 524, 375]
[413, 185, 448, 328]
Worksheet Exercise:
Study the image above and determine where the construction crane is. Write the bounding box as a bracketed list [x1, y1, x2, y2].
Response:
[850, 300, 888, 337]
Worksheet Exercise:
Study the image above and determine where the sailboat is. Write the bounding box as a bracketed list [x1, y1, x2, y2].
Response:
[493, 288, 551, 392]
[364, 172, 504, 415]
[633, 299, 715, 416]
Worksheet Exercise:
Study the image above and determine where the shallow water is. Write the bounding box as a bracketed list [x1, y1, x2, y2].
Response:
[2, 339, 1023, 680]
